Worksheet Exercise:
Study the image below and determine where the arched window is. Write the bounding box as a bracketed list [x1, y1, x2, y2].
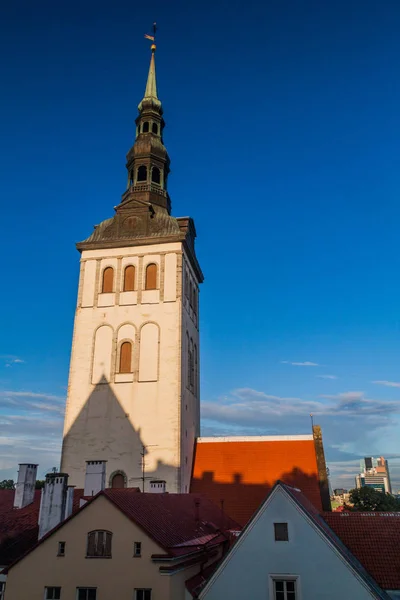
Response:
[111, 472, 126, 488]
[145, 263, 157, 290]
[142, 121, 149, 133]
[189, 281, 193, 307]
[186, 332, 191, 388]
[102, 267, 114, 293]
[151, 167, 161, 185]
[123, 265, 135, 291]
[190, 338, 194, 389]
[137, 165, 147, 182]
[194, 344, 198, 393]
[152, 122, 158, 134]
[119, 341, 132, 373]
[129, 170, 134, 186]
[87, 530, 112, 557]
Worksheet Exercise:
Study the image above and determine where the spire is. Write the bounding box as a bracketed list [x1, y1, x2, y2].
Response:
[144, 46, 158, 100]
[139, 24, 161, 111]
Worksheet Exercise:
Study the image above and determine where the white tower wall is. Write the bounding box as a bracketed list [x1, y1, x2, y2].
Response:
[61, 242, 200, 493]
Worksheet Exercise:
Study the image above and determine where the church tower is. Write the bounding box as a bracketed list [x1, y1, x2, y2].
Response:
[60, 42, 203, 492]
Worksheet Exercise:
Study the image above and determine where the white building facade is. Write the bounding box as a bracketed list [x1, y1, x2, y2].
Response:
[60, 45, 203, 493]
[196, 484, 389, 600]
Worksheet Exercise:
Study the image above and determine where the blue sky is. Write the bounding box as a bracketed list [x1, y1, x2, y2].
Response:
[1, 0, 400, 491]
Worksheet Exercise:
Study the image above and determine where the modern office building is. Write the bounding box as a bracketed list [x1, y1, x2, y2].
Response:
[355, 456, 392, 494]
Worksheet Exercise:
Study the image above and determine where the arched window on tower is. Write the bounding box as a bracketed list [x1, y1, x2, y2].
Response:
[123, 265, 135, 291]
[142, 121, 149, 133]
[194, 344, 198, 394]
[189, 281, 193, 308]
[186, 332, 191, 389]
[102, 267, 114, 293]
[111, 472, 126, 488]
[152, 122, 158, 135]
[137, 165, 147, 182]
[119, 341, 132, 373]
[190, 338, 194, 389]
[129, 170, 134, 186]
[145, 263, 157, 290]
[151, 167, 161, 185]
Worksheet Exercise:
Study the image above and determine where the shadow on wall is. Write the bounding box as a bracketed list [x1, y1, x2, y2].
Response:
[60, 376, 177, 490]
[191, 468, 323, 527]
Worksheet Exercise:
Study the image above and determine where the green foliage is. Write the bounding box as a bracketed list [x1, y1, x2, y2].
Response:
[35, 480, 46, 489]
[349, 487, 400, 511]
[0, 479, 15, 489]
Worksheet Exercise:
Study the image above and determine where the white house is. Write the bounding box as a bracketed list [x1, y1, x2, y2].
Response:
[188, 482, 393, 600]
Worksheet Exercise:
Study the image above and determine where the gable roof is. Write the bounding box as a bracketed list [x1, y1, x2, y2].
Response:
[3, 489, 240, 572]
[103, 489, 240, 555]
[0, 487, 83, 567]
[190, 436, 323, 526]
[195, 482, 390, 600]
[324, 512, 400, 591]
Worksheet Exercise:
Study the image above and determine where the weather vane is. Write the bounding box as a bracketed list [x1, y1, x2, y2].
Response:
[144, 22, 157, 51]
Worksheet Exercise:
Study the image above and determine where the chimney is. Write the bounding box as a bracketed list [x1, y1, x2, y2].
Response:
[38, 473, 69, 539]
[84, 461, 106, 497]
[149, 480, 166, 493]
[14, 463, 38, 509]
[64, 485, 75, 520]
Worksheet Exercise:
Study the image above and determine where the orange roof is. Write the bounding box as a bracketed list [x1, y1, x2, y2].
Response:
[190, 436, 322, 526]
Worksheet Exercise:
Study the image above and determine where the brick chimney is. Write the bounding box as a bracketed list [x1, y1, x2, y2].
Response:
[13, 463, 38, 509]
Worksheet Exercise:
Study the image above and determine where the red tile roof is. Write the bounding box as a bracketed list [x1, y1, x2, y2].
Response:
[191, 438, 322, 526]
[0, 488, 85, 567]
[324, 512, 400, 591]
[104, 489, 240, 556]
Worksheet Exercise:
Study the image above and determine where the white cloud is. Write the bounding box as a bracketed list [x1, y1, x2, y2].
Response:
[0, 389, 64, 479]
[317, 375, 337, 380]
[281, 361, 319, 367]
[372, 380, 400, 388]
[0, 355, 25, 367]
[201, 387, 400, 491]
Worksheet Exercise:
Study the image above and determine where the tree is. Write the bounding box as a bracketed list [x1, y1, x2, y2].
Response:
[35, 480, 45, 489]
[349, 487, 400, 511]
[0, 479, 15, 489]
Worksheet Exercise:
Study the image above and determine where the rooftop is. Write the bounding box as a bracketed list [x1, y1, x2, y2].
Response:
[191, 437, 322, 526]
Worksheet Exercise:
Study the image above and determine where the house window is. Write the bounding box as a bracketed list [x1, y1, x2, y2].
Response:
[86, 530, 112, 558]
[274, 522, 289, 541]
[135, 590, 151, 600]
[45, 588, 61, 600]
[145, 263, 157, 290]
[133, 541, 142, 557]
[77, 589, 96, 600]
[57, 541, 66, 556]
[123, 265, 135, 291]
[102, 267, 114, 293]
[119, 341, 132, 373]
[273, 579, 297, 600]
[0, 584, 5, 600]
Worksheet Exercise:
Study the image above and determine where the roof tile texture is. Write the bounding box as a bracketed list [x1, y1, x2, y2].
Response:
[191, 439, 322, 526]
[324, 512, 400, 590]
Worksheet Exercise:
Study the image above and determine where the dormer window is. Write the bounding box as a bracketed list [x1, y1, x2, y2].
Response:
[142, 121, 149, 133]
[137, 166, 147, 182]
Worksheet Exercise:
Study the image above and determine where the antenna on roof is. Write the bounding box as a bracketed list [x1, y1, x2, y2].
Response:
[131, 443, 158, 492]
